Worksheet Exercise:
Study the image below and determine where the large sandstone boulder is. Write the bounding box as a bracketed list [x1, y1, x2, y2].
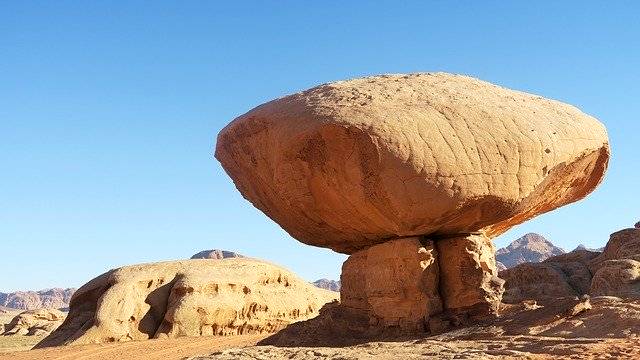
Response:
[1, 308, 65, 336]
[35, 258, 337, 348]
[216, 73, 609, 254]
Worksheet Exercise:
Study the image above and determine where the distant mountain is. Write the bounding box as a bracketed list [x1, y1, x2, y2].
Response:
[313, 279, 341, 292]
[0, 288, 75, 311]
[190, 249, 243, 259]
[496, 233, 566, 269]
[573, 244, 604, 252]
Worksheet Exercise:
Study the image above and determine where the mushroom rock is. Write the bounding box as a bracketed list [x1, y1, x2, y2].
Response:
[216, 73, 610, 331]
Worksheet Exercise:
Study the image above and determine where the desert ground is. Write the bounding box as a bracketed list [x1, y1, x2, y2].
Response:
[0, 334, 266, 360]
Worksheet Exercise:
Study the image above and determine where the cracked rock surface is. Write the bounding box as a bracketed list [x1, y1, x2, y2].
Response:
[216, 73, 609, 254]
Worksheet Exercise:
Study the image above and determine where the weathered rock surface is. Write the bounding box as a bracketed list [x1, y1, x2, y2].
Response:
[1, 309, 65, 336]
[0, 288, 75, 311]
[589, 228, 640, 297]
[312, 279, 340, 292]
[496, 233, 566, 269]
[190, 249, 243, 260]
[501, 250, 599, 303]
[436, 234, 504, 318]
[340, 238, 442, 332]
[35, 258, 337, 348]
[216, 73, 610, 254]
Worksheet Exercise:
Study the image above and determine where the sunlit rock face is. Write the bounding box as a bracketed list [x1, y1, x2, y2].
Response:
[216, 73, 609, 254]
[216, 73, 609, 332]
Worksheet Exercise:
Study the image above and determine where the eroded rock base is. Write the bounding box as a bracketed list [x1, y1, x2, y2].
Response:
[340, 234, 503, 334]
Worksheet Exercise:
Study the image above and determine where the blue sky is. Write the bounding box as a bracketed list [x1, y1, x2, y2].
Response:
[1, 1, 639, 292]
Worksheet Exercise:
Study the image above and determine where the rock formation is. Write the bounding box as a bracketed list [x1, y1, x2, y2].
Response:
[502, 224, 640, 303]
[496, 233, 566, 269]
[501, 250, 599, 303]
[216, 73, 610, 333]
[1, 309, 65, 337]
[0, 288, 75, 311]
[35, 258, 337, 348]
[590, 228, 640, 297]
[190, 249, 243, 259]
[312, 279, 340, 292]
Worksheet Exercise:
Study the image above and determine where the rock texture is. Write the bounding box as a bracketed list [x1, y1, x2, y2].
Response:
[501, 250, 599, 303]
[496, 233, 566, 269]
[589, 228, 640, 297]
[36, 258, 337, 348]
[312, 279, 340, 292]
[1, 309, 65, 336]
[436, 234, 504, 318]
[216, 73, 610, 254]
[190, 249, 243, 260]
[502, 225, 640, 303]
[340, 238, 442, 332]
[0, 288, 75, 311]
[215, 73, 609, 334]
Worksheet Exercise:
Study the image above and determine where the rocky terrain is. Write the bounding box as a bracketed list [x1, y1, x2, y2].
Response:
[501, 223, 640, 303]
[1, 74, 622, 359]
[0, 288, 75, 310]
[36, 257, 337, 348]
[312, 279, 340, 292]
[1, 308, 65, 337]
[496, 233, 566, 269]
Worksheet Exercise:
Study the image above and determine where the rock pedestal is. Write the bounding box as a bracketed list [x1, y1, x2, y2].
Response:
[340, 234, 504, 332]
[436, 234, 504, 319]
[340, 237, 442, 332]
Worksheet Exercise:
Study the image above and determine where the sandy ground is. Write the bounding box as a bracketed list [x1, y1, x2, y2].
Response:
[195, 337, 640, 360]
[0, 334, 267, 360]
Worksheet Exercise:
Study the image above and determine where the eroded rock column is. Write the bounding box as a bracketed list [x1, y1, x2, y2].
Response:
[340, 233, 504, 333]
[340, 237, 442, 332]
[435, 234, 504, 319]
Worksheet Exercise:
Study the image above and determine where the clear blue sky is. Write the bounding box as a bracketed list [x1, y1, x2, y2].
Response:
[1, 1, 639, 292]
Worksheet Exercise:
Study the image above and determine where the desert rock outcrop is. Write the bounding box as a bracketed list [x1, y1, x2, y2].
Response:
[501, 250, 599, 303]
[589, 228, 640, 297]
[0, 288, 75, 311]
[1, 309, 65, 337]
[35, 258, 337, 348]
[502, 224, 640, 302]
[216, 73, 609, 333]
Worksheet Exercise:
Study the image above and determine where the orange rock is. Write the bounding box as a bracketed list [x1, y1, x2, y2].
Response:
[340, 238, 441, 332]
[436, 234, 504, 317]
[216, 73, 609, 254]
[35, 258, 337, 348]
